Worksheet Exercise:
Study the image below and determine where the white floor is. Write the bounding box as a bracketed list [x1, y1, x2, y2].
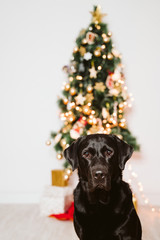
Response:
[0, 204, 160, 240]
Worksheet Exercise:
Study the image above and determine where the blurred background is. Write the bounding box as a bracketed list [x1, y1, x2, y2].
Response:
[0, 0, 160, 239]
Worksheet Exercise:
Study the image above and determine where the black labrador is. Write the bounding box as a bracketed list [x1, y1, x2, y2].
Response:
[64, 134, 142, 240]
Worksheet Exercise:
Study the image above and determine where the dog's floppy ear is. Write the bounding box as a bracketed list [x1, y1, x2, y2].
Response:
[111, 134, 134, 170]
[64, 137, 82, 171]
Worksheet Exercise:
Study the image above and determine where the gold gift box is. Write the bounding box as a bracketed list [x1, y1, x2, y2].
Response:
[51, 169, 72, 187]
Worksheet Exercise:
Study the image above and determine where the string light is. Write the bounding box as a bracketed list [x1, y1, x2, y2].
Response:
[127, 164, 160, 215]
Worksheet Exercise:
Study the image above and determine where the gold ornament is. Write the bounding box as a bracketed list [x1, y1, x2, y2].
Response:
[69, 116, 75, 123]
[73, 46, 79, 53]
[87, 85, 93, 93]
[116, 134, 123, 140]
[101, 44, 106, 49]
[94, 82, 106, 92]
[107, 53, 113, 60]
[94, 48, 101, 57]
[79, 46, 86, 56]
[85, 93, 94, 103]
[102, 54, 107, 59]
[70, 102, 75, 108]
[45, 140, 51, 146]
[107, 31, 112, 37]
[98, 66, 102, 70]
[64, 83, 70, 91]
[88, 125, 100, 134]
[82, 38, 87, 45]
[76, 75, 83, 80]
[62, 124, 72, 133]
[70, 87, 76, 96]
[60, 138, 67, 149]
[82, 105, 91, 115]
[89, 66, 97, 78]
[90, 5, 107, 23]
[57, 153, 63, 160]
[69, 76, 73, 82]
[63, 98, 69, 105]
[133, 194, 138, 212]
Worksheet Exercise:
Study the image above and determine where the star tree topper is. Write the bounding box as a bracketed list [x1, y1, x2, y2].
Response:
[90, 5, 107, 24]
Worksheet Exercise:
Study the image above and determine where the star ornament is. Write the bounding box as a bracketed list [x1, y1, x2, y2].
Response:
[89, 66, 97, 78]
[94, 82, 106, 92]
[75, 94, 86, 105]
[90, 5, 107, 24]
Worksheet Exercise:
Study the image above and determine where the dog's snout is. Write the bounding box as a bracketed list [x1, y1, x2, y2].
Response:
[94, 170, 105, 180]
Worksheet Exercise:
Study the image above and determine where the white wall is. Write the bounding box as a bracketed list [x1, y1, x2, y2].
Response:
[0, 0, 160, 205]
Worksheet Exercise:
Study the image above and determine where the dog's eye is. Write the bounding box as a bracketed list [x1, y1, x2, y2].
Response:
[83, 151, 92, 159]
[104, 149, 113, 157]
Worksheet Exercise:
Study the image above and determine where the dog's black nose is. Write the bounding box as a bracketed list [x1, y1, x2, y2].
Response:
[94, 170, 105, 180]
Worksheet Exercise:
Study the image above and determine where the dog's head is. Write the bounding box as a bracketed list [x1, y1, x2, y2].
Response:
[64, 134, 133, 192]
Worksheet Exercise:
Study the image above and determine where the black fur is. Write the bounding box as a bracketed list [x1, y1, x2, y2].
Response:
[64, 134, 142, 240]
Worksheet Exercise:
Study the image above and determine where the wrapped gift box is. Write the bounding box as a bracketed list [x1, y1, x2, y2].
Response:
[51, 169, 69, 187]
[40, 185, 73, 216]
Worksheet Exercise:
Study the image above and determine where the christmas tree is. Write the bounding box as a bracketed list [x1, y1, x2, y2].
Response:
[50, 5, 140, 168]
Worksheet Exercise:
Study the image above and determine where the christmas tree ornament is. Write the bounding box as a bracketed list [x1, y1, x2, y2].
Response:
[109, 88, 119, 96]
[62, 124, 72, 133]
[94, 82, 106, 92]
[95, 24, 101, 30]
[79, 46, 86, 56]
[86, 32, 97, 44]
[46, 140, 51, 146]
[70, 102, 75, 109]
[62, 65, 70, 74]
[64, 83, 70, 91]
[87, 85, 93, 93]
[73, 46, 79, 53]
[82, 38, 87, 45]
[107, 31, 112, 37]
[89, 66, 97, 78]
[107, 53, 113, 60]
[112, 49, 120, 57]
[60, 138, 67, 149]
[63, 98, 69, 105]
[68, 114, 75, 123]
[75, 94, 86, 105]
[82, 105, 91, 115]
[116, 134, 123, 140]
[88, 125, 100, 134]
[85, 93, 94, 103]
[101, 44, 106, 50]
[94, 48, 101, 57]
[69, 76, 73, 82]
[54, 133, 62, 143]
[57, 153, 63, 160]
[70, 87, 76, 96]
[79, 28, 86, 36]
[70, 116, 87, 139]
[79, 63, 85, 72]
[76, 75, 83, 80]
[84, 52, 92, 60]
[106, 74, 114, 89]
[98, 66, 102, 70]
[102, 108, 110, 119]
[90, 5, 107, 24]
[102, 54, 107, 59]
